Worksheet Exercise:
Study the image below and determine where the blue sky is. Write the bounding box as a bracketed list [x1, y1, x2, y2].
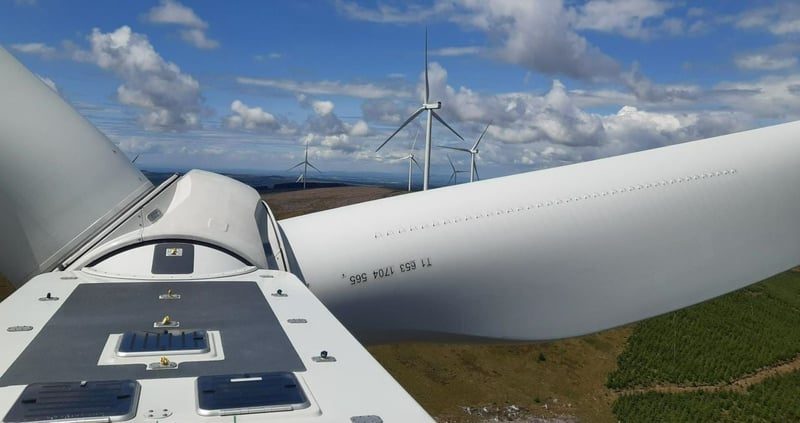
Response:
[3, 1, 800, 181]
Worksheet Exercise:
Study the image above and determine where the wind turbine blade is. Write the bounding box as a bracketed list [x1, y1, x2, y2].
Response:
[131, 153, 140, 164]
[308, 162, 322, 173]
[411, 129, 420, 151]
[376, 108, 425, 152]
[287, 162, 304, 171]
[424, 28, 430, 103]
[439, 145, 471, 153]
[0, 47, 152, 287]
[446, 154, 456, 172]
[279, 120, 800, 343]
[431, 111, 465, 141]
[474, 120, 492, 150]
[411, 156, 423, 171]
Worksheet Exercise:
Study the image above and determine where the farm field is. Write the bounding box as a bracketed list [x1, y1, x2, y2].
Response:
[609, 269, 800, 422]
[613, 369, 800, 422]
[609, 270, 800, 389]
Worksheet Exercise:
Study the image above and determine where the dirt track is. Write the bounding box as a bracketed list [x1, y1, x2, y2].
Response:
[262, 186, 404, 219]
[616, 353, 800, 396]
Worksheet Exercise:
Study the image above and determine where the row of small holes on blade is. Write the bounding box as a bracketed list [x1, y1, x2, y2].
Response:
[374, 169, 737, 239]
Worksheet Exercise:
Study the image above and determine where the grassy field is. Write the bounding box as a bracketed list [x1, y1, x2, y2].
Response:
[369, 331, 629, 422]
[608, 269, 800, 422]
[613, 369, 800, 422]
[609, 270, 800, 389]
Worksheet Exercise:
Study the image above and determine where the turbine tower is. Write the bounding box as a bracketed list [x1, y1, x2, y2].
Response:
[376, 30, 464, 191]
[440, 121, 491, 182]
[288, 141, 320, 190]
[446, 154, 468, 185]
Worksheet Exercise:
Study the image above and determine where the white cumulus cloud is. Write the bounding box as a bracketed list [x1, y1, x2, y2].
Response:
[145, 0, 219, 49]
[225, 100, 277, 129]
[180, 28, 219, 49]
[224, 100, 296, 134]
[735, 54, 797, 71]
[75, 26, 203, 131]
[574, 0, 672, 39]
[349, 120, 370, 137]
[236, 77, 410, 99]
[11, 42, 56, 58]
[312, 100, 334, 116]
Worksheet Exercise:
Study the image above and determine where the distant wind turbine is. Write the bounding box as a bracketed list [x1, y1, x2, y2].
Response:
[446, 155, 468, 185]
[397, 131, 423, 192]
[376, 30, 464, 191]
[440, 121, 491, 182]
[288, 141, 320, 190]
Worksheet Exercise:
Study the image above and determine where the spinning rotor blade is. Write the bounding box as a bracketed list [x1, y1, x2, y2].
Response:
[446, 154, 457, 172]
[424, 29, 429, 103]
[431, 111, 464, 142]
[376, 107, 425, 152]
[287, 162, 304, 172]
[474, 121, 492, 150]
[439, 145, 471, 154]
[308, 162, 322, 173]
[411, 129, 420, 151]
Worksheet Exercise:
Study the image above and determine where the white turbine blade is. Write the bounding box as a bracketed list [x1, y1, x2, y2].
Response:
[308, 162, 322, 173]
[0, 47, 152, 288]
[410, 129, 420, 151]
[439, 145, 471, 153]
[376, 108, 425, 152]
[447, 155, 457, 184]
[411, 156, 423, 171]
[474, 120, 492, 150]
[431, 111, 465, 141]
[287, 162, 304, 171]
[424, 29, 430, 103]
[279, 121, 800, 343]
[446, 154, 456, 172]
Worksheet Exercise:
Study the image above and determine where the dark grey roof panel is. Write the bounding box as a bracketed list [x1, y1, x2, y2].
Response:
[0, 282, 304, 386]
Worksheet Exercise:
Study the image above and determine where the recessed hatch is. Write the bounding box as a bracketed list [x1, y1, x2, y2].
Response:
[4, 380, 139, 422]
[196, 372, 309, 416]
[117, 329, 209, 356]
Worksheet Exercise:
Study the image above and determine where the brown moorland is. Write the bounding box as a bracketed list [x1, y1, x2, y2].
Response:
[264, 187, 627, 422]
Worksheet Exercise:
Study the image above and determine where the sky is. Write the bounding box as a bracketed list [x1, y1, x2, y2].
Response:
[3, 0, 800, 181]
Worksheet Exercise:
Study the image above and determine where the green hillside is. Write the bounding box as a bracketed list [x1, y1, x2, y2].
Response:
[610, 269, 800, 422]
